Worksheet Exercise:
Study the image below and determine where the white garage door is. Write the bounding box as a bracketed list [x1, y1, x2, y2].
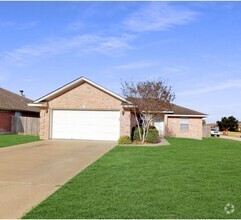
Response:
[52, 110, 120, 141]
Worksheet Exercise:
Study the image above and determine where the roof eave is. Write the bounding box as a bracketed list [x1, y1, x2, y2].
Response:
[28, 103, 47, 107]
[166, 114, 208, 118]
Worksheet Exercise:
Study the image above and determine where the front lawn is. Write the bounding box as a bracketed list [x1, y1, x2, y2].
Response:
[0, 134, 40, 148]
[23, 138, 241, 219]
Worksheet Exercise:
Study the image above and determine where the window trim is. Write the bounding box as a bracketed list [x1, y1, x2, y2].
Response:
[180, 117, 189, 132]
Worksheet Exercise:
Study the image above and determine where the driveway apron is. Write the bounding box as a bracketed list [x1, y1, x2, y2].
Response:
[0, 140, 116, 219]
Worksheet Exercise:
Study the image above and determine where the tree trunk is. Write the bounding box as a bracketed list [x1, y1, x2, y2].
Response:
[142, 128, 146, 143]
[134, 111, 142, 141]
[141, 113, 153, 143]
[140, 114, 146, 143]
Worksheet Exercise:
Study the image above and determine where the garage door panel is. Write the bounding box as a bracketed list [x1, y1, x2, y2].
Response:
[52, 110, 120, 141]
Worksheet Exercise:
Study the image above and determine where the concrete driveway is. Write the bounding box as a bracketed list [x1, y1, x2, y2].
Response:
[0, 140, 116, 219]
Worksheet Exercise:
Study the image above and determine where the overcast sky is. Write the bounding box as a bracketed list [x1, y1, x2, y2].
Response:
[0, 1, 240, 122]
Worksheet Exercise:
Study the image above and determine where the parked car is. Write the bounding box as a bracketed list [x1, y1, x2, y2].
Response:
[211, 128, 220, 137]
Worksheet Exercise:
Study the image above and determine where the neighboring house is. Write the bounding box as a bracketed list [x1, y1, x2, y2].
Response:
[29, 77, 207, 141]
[205, 123, 218, 128]
[238, 122, 241, 131]
[0, 88, 40, 133]
[205, 123, 219, 131]
[202, 123, 218, 137]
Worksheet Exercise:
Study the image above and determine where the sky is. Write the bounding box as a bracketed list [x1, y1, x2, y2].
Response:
[0, 1, 241, 123]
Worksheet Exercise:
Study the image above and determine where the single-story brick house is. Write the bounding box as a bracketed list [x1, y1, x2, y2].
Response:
[0, 87, 40, 133]
[29, 77, 207, 140]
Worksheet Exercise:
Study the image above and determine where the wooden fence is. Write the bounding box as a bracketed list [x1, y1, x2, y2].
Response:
[12, 116, 39, 136]
[203, 125, 211, 137]
[202, 125, 211, 137]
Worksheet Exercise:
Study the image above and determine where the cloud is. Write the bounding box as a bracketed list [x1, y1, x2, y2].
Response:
[160, 66, 189, 75]
[0, 71, 9, 81]
[114, 61, 156, 70]
[1, 34, 134, 66]
[0, 20, 37, 30]
[17, 22, 38, 30]
[178, 79, 241, 96]
[92, 35, 133, 55]
[65, 21, 84, 31]
[0, 21, 15, 27]
[124, 2, 197, 32]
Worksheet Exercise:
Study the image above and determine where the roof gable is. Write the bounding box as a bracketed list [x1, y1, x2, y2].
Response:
[33, 76, 129, 104]
[48, 81, 123, 109]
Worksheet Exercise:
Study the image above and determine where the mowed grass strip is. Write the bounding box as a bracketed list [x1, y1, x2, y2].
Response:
[0, 134, 40, 148]
[23, 138, 241, 219]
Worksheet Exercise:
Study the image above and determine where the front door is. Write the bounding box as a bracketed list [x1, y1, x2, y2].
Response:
[153, 116, 164, 136]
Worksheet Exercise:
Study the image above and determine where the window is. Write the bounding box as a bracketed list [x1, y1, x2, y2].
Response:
[180, 118, 189, 131]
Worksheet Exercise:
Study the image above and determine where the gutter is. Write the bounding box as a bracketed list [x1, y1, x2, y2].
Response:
[28, 103, 47, 107]
[166, 114, 208, 118]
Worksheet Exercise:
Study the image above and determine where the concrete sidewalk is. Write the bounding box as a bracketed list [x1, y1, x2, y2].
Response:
[0, 140, 116, 219]
[220, 135, 241, 142]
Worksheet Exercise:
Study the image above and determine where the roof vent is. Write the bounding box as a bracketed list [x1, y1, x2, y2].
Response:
[19, 90, 25, 97]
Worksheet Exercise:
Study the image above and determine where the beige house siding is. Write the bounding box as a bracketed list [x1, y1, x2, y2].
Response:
[130, 113, 137, 128]
[39, 82, 131, 139]
[120, 111, 131, 137]
[37, 80, 205, 140]
[48, 82, 121, 110]
[166, 116, 203, 139]
[39, 108, 50, 139]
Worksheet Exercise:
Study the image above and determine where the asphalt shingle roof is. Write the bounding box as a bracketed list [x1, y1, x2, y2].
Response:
[170, 104, 206, 115]
[126, 98, 206, 116]
[0, 87, 39, 112]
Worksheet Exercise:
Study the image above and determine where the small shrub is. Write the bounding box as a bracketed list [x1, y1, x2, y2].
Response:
[146, 128, 159, 143]
[118, 136, 132, 144]
[133, 126, 143, 141]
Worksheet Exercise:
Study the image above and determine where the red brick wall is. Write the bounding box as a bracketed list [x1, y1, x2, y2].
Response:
[0, 111, 14, 132]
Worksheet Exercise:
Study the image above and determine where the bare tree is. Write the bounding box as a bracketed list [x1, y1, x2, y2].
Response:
[122, 79, 175, 143]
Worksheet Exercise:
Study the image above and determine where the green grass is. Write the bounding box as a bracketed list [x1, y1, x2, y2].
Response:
[0, 134, 40, 148]
[23, 138, 241, 219]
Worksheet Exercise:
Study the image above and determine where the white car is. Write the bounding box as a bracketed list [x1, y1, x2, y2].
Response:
[210, 128, 220, 137]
